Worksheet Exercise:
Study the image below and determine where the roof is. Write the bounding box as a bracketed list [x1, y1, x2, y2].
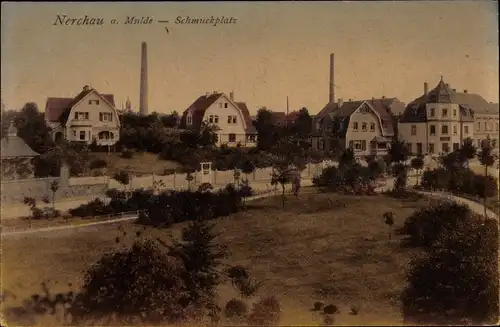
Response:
[400, 78, 495, 123]
[312, 99, 397, 137]
[45, 88, 116, 122]
[179, 92, 257, 134]
[1, 123, 40, 159]
[235, 102, 257, 134]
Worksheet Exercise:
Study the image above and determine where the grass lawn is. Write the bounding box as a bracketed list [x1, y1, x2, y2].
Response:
[90, 151, 182, 175]
[1, 191, 429, 325]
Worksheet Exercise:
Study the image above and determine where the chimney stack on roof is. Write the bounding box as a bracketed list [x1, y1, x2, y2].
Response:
[424, 82, 429, 95]
[464, 89, 468, 94]
[329, 53, 335, 104]
[83, 85, 90, 92]
[139, 41, 149, 116]
[230, 91, 234, 101]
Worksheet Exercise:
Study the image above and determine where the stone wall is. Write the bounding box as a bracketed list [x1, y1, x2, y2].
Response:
[0, 161, 333, 204]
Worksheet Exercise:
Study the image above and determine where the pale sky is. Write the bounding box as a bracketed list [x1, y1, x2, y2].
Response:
[1, 1, 499, 115]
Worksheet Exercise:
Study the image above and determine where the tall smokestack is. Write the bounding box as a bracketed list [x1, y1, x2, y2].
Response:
[139, 41, 148, 116]
[329, 53, 335, 103]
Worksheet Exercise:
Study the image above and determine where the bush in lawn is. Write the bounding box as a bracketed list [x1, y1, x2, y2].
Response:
[247, 296, 281, 326]
[105, 188, 127, 200]
[89, 158, 107, 170]
[31, 207, 45, 219]
[402, 200, 481, 247]
[224, 298, 248, 321]
[121, 149, 134, 159]
[69, 240, 191, 325]
[402, 218, 498, 325]
[239, 179, 253, 198]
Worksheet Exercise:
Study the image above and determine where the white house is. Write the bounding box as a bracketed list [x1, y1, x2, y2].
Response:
[179, 91, 257, 147]
[45, 85, 121, 146]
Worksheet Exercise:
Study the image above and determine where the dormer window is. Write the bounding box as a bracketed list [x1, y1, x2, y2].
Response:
[187, 114, 193, 125]
[353, 122, 358, 131]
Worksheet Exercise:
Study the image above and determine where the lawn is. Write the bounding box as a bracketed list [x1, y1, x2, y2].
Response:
[89, 151, 182, 175]
[1, 191, 430, 326]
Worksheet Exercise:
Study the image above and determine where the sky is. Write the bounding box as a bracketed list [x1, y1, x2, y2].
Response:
[1, 1, 499, 115]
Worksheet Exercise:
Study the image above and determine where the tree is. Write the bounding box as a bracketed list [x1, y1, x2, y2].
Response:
[70, 240, 190, 325]
[410, 154, 425, 186]
[290, 107, 313, 140]
[254, 108, 279, 151]
[388, 139, 410, 192]
[23, 196, 36, 227]
[477, 139, 496, 217]
[186, 172, 194, 191]
[49, 180, 59, 210]
[160, 111, 179, 128]
[402, 217, 498, 325]
[339, 148, 356, 169]
[270, 160, 294, 209]
[14, 102, 55, 154]
[240, 159, 256, 180]
[113, 171, 131, 194]
[459, 137, 477, 167]
[167, 215, 227, 316]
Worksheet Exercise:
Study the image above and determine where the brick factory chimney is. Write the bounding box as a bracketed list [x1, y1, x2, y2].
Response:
[139, 42, 148, 116]
[329, 53, 335, 104]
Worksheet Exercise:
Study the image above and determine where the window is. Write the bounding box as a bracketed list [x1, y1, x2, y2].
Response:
[362, 123, 367, 131]
[227, 116, 232, 124]
[464, 126, 469, 134]
[453, 143, 460, 151]
[411, 125, 417, 136]
[353, 122, 358, 131]
[187, 115, 192, 125]
[214, 115, 219, 124]
[353, 140, 362, 150]
[74, 112, 89, 120]
[99, 112, 113, 122]
[79, 131, 85, 140]
[488, 122, 494, 131]
[407, 143, 412, 153]
[477, 122, 480, 130]
[232, 116, 237, 124]
[484, 122, 488, 130]
[441, 125, 448, 134]
[430, 108, 435, 117]
[442, 109, 448, 117]
[370, 123, 375, 132]
[248, 134, 256, 142]
[228, 133, 236, 142]
[430, 125, 436, 135]
[453, 125, 457, 135]
[428, 143, 435, 154]
[361, 140, 366, 151]
[208, 115, 214, 123]
[88, 100, 99, 105]
[442, 143, 449, 153]
[224, 103, 228, 109]
[453, 109, 457, 118]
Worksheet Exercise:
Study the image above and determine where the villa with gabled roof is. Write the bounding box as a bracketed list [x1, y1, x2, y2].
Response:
[179, 91, 257, 147]
[44, 85, 121, 146]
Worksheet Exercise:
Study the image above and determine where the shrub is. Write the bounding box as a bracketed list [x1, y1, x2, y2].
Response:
[402, 219, 498, 325]
[70, 240, 190, 325]
[247, 296, 281, 326]
[402, 201, 481, 247]
[198, 182, 213, 192]
[106, 188, 127, 200]
[121, 149, 134, 159]
[31, 207, 45, 219]
[224, 299, 248, 319]
[69, 198, 112, 218]
[89, 159, 107, 170]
